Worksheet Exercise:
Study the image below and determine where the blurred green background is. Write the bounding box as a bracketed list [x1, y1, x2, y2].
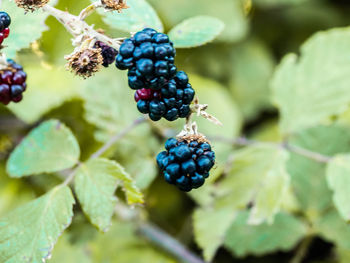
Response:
[2, 0, 350, 262]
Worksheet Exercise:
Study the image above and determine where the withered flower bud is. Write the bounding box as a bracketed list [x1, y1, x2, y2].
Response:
[65, 47, 103, 78]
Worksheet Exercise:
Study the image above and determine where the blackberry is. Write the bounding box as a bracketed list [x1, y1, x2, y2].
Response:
[0, 12, 11, 46]
[115, 28, 177, 90]
[134, 71, 195, 121]
[156, 136, 215, 192]
[0, 59, 27, 105]
[94, 41, 118, 67]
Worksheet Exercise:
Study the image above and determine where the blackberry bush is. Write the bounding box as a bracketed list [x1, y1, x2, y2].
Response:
[156, 136, 215, 192]
[116, 28, 177, 90]
[0, 59, 27, 105]
[135, 71, 195, 121]
[0, 12, 11, 46]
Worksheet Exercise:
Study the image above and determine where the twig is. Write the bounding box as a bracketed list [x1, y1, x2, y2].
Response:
[209, 136, 332, 163]
[90, 116, 147, 159]
[61, 117, 146, 186]
[138, 222, 205, 263]
[42, 5, 122, 50]
[290, 235, 313, 263]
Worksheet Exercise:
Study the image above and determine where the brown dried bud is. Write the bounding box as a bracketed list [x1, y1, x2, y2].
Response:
[101, 0, 128, 12]
[65, 47, 103, 78]
[14, 0, 50, 12]
[177, 134, 209, 144]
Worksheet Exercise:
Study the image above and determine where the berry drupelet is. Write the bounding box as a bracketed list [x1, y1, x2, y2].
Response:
[115, 28, 177, 90]
[0, 12, 11, 46]
[94, 41, 118, 67]
[157, 137, 215, 192]
[0, 59, 27, 105]
[135, 71, 195, 121]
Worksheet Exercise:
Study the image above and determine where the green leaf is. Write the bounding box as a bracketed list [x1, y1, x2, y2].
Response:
[315, 209, 350, 250]
[230, 40, 275, 120]
[224, 211, 307, 257]
[75, 158, 143, 231]
[193, 207, 236, 261]
[272, 28, 350, 134]
[168, 16, 224, 48]
[8, 65, 81, 124]
[96, 0, 163, 33]
[1, 0, 58, 57]
[217, 145, 290, 224]
[0, 185, 75, 263]
[7, 120, 80, 178]
[286, 125, 350, 221]
[148, 0, 248, 42]
[326, 154, 350, 221]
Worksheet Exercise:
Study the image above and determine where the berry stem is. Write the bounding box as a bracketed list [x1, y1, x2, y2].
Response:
[78, 1, 103, 21]
[42, 5, 122, 50]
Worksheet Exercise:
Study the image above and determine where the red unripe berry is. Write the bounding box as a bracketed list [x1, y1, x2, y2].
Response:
[3, 28, 9, 38]
[0, 33, 4, 45]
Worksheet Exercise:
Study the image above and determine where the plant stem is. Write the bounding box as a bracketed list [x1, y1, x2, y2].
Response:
[209, 135, 332, 163]
[290, 235, 313, 263]
[42, 5, 122, 50]
[90, 116, 147, 159]
[61, 117, 146, 186]
[138, 222, 205, 263]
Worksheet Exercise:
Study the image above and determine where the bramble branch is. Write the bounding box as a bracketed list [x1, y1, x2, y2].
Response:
[42, 4, 122, 50]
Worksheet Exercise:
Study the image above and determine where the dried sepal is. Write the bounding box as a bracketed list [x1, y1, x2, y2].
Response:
[14, 0, 50, 12]
[101, 0, 128, 12]
[65, 47, 103, 78]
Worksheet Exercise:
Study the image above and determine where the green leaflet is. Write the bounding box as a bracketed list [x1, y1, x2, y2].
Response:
[74, 158, 143, 231]
[287, 125, 350, 221]
[1, 0, 58, 58]
[148, 0, 248, 42]
[272, 27, 350, 134]
[168, 16, 225, 48]
[224, 211, 307, 257]
[216, 144, 290, 224]
[0, 186, 75, 263]
[193, 206, 236, 261]
[95, 0, 163, 33]
[7, 120, 80, 178]
[326, 155, 350, 221]
[229, 40, 275, 120]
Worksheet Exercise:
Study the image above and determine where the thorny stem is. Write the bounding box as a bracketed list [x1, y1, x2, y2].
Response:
[42, 5, 122, 50]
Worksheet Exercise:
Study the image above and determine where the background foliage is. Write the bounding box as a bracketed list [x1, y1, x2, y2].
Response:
[2, 0, 350, 262]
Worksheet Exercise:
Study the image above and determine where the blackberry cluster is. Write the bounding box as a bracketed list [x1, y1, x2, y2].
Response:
[157, 137, 215, 192]
[0, 59, 27, 105]
[116, 28, 177, 90]
[94, 41, 118, 67]
[135, 71, 195, 121]
[0, 12, 11, 46]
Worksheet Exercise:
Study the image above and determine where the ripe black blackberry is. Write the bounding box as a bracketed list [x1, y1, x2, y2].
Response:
[135, 71, 195, 121]
[0, 12, 11, 46]
[0, 59, 27, 105]
[94, 41, 118, 67]
[115, 28, 177, 90]
[156, 136, 215, 192]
